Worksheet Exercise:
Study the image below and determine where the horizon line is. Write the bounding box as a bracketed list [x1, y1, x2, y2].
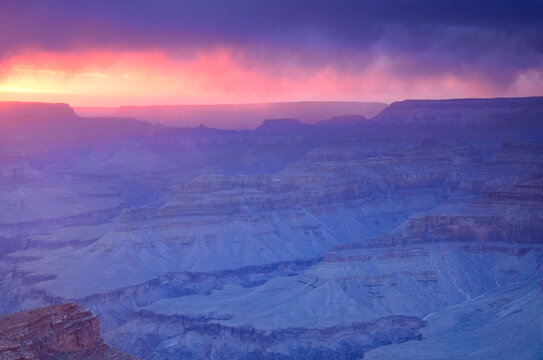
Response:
[3, 94, 543, 109]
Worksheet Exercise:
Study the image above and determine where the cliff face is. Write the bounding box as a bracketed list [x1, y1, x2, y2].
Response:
[373, 96, 543, 139]
[0, 101, 154, 151]
[0, 102, 77, 125]
[0, 303, 138, 360]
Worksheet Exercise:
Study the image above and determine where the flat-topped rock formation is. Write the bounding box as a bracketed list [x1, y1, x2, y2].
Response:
[0, 303, 138, 360]
[0, 101, 154, 151]
[373, 96, 543, 139]
[0, 102, 77, 126]
[382, 96, 543, 111]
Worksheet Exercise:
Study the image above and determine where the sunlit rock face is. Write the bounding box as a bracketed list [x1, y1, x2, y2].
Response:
[0, 97, 542, 359]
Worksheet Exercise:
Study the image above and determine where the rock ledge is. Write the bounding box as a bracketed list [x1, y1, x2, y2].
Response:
[0, 303, 138, 360]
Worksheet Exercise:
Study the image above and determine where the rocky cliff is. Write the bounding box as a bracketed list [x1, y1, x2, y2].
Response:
[0, 102, 77, 126]
[373, 96, 543, 139]
[0, 303, 138, 360]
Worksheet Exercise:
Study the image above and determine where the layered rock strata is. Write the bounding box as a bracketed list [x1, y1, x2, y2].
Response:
[0, 303, 138, 360]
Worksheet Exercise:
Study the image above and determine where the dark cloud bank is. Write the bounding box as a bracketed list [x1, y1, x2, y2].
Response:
[1, 0, 542, 87]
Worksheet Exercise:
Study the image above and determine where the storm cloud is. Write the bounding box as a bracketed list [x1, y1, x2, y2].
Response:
[1, 0, 542, 103]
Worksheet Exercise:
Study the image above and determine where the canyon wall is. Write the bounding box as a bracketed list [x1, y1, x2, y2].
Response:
[0, 97, 542, 359]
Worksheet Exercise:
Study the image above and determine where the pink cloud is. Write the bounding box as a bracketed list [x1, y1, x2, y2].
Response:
[0, 49, 541, 107]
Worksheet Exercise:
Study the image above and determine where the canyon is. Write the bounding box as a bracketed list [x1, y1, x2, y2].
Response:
[0, 97, 542, 359]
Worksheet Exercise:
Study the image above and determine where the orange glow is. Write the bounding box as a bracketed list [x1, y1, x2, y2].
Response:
[0, 49, 537, 107]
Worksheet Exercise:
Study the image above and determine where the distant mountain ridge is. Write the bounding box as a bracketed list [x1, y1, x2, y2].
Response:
[3, 97, 543, 153]
[0, 101, 155, 151]
[0, 102, 76, 127]
[372, 96, 543, 139]
[74, 101, 388, 129]
[376, 96, 543, 120]
[384, 96, 543, 110]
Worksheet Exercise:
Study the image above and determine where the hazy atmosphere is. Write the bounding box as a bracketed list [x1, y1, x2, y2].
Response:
[1, 1, 543, 360]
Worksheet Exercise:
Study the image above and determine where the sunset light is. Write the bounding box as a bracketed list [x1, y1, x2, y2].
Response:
[1, 49, 532, 106]
[1, 2, 543, 359]
[2, 0, 542, 109]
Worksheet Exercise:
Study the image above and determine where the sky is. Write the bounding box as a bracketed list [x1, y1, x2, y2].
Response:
[1, 0, 542, 106]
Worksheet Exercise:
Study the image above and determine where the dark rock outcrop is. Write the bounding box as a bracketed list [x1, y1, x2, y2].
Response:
[0, 303, 138, 360]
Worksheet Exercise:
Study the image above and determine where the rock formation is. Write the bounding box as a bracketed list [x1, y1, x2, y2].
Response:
[0, 303, 138, 360]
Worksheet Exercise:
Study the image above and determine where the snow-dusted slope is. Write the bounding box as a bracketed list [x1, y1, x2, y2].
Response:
[1, 98, 542, 359]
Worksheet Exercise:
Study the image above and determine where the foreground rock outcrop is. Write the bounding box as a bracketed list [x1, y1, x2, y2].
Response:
[0, 303, 138, 360]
